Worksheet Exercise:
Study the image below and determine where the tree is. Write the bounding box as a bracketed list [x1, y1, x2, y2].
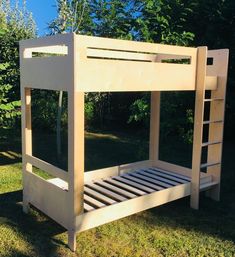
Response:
[0, 0, 36, 128]
[48, 0, 196, 143]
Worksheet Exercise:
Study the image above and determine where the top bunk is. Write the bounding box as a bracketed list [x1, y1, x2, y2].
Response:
[19, 33, 225, 93]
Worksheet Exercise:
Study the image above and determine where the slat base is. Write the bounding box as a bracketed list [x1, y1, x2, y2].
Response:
[48, 166, 214, 233]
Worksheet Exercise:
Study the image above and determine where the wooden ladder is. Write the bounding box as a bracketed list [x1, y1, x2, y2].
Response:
[190, 47, 229, 209]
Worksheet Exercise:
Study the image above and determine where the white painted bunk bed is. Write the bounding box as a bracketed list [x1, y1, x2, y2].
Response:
[20, 33, 229, 251]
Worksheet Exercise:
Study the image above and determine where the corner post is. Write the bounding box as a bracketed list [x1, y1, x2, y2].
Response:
[67, 34, 85, 251]
[149, 91, 161, 164]
[20, 44, 32, 214]
[190, 46, 207, 210]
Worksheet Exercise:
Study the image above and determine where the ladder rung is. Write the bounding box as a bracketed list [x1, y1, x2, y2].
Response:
[203, 120, 223, 125]
[200, 181, 219, 191]
[200, 162, 221, 169]
[201, 141, 222, 147]
[204, 98, 224, 102]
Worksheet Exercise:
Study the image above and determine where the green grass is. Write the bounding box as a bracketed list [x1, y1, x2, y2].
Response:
[0, 129, 235, 257]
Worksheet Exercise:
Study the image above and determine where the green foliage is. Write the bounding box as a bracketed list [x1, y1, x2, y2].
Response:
[128, 96, 150, 126]
[85, 101, 94, 126]
[31, 90, 68, 132]
[0, 0, 36, 128]
[135, 0, 194, 45]
[49, 0, 195, 137]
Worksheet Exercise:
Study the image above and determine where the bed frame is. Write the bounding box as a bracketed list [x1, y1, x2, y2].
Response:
[19, 33, 229, 251]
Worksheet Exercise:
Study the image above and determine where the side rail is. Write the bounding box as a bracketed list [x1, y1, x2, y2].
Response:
[75, 34, 198, 92]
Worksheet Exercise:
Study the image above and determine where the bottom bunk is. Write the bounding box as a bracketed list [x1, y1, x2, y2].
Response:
[49, 164, 217, 233]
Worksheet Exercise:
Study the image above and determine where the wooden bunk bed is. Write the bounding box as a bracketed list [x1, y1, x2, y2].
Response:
[19, 33, 229, 251]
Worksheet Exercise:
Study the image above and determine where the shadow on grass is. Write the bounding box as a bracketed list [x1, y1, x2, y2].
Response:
[139, 139, 235, 244]
[0, 190, 67, 257]
[0, 129, 22, 166]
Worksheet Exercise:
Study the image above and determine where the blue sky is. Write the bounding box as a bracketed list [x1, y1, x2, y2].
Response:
[25, 1, 57, 35]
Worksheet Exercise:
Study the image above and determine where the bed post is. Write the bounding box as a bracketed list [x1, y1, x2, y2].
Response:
[149, 91, 161, 163]
[21, 87, 32, 213]
[20, 44, 33, 214]
[67, 34, 85, 251]
[190, 46, 207, 210]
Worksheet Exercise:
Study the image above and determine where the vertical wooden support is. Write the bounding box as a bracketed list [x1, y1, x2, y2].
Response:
[67, 34, 85, 252]
[149, 92, 161, 163]
[21, 88, 32, 213]
[206, 50, 229, 201]
[190, 47, 207, 210]
[67, 91, 84, 251]
[20, 44, 33, 214]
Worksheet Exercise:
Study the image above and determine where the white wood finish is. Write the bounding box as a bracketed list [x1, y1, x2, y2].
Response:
[206, 49, 229, 201]
[104, 178, 146, 196]
[190, 47, 208, 210]
[75, 183, 191, 233]
[20, 33, 229, 251]
[20, 88, 32, 213]
[25, 154, 68, 181]
[95, 181, 137, 199]
[84, 160, 152, 183]
[84, 186, 117, 205]
[149, 92, 161, 162]
[25, 171, 69, 228]
[66, 34, 85, 250]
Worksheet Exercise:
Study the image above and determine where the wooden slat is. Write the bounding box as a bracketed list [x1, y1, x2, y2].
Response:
[148, 167, 191, 181]
[143, 170, 180, 186]
[96, 181, 137, 199]
[200, 181, 218, 191]
[84, 186, 116, 205]
[135, 170, 173, 188]
[76, 183, 191, 233]
[151, 168, 188, 183]
[113, 176, 155, 193]
[86, 184, 127, 202]
[25, 154, 68, 181]
[121, 174, 163, 191]
[149, 168, 190, 183]
[201, 141, 222, 147]
[104, 178, 146, 196]
[203, 119, 223, 125]
[84, 194, 106, 209]
[204, 98, 224, 102]
[200, 162, 221, 169]
[129, 173, 165, 189]
[154, 160, 193, 178]
[84, 203, 95, 212]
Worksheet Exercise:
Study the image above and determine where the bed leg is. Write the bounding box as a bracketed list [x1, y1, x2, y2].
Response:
[68, 230, 76, 252]
[206, 185, 220, 201]
[23, 195, 30, 214]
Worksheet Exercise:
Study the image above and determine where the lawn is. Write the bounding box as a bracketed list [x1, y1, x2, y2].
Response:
[0, 128, 235, 257]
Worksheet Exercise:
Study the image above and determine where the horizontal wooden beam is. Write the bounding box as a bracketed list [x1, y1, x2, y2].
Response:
[25, 154, 68, 181]
[84, 160, 152, 183]
[75, 183, 190, 233]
